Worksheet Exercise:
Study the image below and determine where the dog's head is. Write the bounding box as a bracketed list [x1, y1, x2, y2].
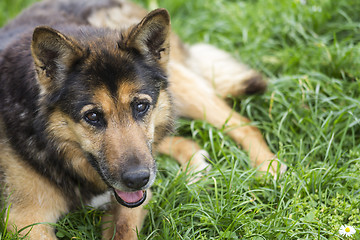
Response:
[31, 9, 173, 208]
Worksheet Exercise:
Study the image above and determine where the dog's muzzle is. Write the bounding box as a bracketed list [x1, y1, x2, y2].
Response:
[113, 189, 147, 208]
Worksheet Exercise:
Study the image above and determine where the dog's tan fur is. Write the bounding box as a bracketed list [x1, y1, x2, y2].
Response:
[0, 133, 69, 239]
[0, 0, 285, 239]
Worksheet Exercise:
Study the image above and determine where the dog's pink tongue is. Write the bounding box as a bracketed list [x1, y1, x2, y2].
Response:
[115, 190, 144, 203]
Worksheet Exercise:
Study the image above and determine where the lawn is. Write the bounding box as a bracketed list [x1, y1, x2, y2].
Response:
[1, 0, 360, 239]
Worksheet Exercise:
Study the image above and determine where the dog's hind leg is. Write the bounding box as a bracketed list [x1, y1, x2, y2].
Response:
[169, 62, 283, 176]
[187, 43, 267, 98]
[102, 191, 151, 240]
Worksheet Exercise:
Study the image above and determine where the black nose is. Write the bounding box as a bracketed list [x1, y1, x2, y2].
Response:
[122, 166, 150, 189]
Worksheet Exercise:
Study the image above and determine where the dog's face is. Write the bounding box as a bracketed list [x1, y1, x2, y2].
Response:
[31, 9, 173, 207]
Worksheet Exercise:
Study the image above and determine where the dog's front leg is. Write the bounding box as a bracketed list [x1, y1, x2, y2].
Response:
[2, 158, 68, 240]
[102, 190, 151, 240]
[157, 136, 211, 182]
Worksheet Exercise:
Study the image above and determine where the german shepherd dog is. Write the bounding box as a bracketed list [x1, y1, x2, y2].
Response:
[0, 0, 285, 239]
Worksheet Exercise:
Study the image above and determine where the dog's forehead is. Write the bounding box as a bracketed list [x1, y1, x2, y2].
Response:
[92, 82, 140, 112]
[83, 41, 163, 96]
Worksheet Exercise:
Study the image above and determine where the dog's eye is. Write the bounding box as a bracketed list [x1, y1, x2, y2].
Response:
[132, 101, 150, 118]
[84, 111, 104, 126]
[136, 102, 149, 113]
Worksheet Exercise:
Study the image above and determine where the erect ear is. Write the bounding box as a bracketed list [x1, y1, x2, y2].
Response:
[125, 8, 171, 67]
[31, 26, 84, 91]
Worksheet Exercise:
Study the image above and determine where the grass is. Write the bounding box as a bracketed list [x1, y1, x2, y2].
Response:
[1, 0, 360, 239]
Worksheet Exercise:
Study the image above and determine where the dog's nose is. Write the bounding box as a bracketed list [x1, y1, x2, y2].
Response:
[122, 166, 150, 189]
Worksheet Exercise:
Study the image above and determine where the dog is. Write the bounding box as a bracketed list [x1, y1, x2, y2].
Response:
[0, 0, 285, 239]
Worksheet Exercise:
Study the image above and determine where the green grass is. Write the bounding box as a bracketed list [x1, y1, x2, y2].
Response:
[1, 0, 360, 239]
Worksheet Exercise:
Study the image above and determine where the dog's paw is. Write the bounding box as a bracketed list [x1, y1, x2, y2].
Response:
[275, 159, 288, 177]
[185, 149, 212, 184]
[258, 156, 287, 179]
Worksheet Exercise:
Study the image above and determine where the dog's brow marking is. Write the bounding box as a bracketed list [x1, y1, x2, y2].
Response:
[93, 87, 116, 115]
[117, 82, 137, 104]
[80, 105, 98, 114]
[136, 94, 152, 103]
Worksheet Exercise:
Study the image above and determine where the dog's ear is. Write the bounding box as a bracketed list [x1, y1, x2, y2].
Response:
[31, 26, 84, 91]
[125, 9, 170, 68]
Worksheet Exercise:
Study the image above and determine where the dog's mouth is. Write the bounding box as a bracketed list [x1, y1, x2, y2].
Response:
[113, 189, 147, 208]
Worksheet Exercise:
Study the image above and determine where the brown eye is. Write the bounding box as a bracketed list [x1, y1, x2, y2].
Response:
[132, 101, 150, 119]
[136, 102, 149, 114]
[86, 112, 99, 121]
[84, 111, 104, 126]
